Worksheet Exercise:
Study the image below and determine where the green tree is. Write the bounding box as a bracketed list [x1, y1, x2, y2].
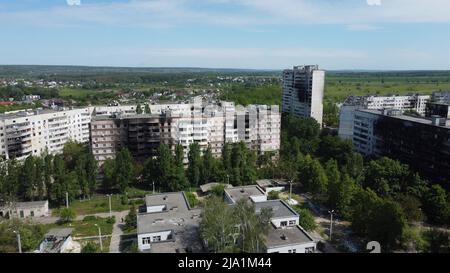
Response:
[125, 204, 137, 231]
[187, 143, 202, 187]
[82, 242, 100, 253]
[200, 196, 238, 253]
[233, 199, 272, 253]
[115, 148, 134, 193]
[397, 194, 424, 222]
[292, 206, 317, 231]
[144, 104, 151, 114]
[85, 152, 98, 196]
[19, 156, 36, 201]
[299, 155, 328, 195]
[102, 158, 116, 192]
[267, 190, 280, 200]
[422, 185, 449, 225]
[201, 146, 215, 184]
[59, 207, 76, 223]
[136, 103, 143, 114]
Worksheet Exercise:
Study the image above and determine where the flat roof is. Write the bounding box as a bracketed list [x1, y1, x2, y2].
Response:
[137, 206, 201, 234]
[199, 182, 232, 193]
[264, 225, 315, 249]
[358, 109, 450, 128]
[224, 185, 265, 203]
[0, 200, 48, 210]
[254, 200, 298, 219]
[256, 179, 288, 188]
[45, 228, 73, 238]
[141, 223, 204, 253]
[145, 192, 190, 211]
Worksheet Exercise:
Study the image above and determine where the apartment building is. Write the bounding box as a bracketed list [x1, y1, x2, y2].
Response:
[90, 101, 281, 164]
[338, 94, 430, 140]
[0, 108, 91, 160]
[426, 91, 450, 119]
[282, 65, 325, 126]
[341, 108, 450, 183]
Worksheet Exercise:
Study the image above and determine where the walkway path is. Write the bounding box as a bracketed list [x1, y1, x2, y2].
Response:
[109, 210, 129, 253]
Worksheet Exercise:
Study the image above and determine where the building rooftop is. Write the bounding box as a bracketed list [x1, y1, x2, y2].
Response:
[256, 179, 288, 189]
[358, 109, 450, 128]
[254, 200, 298, 219]
[45, 228, 73, 238]
[144, 192, 190, 212]
[264, 225, 315, 249]
[199, 182, 232, 193]
[0, 200, 48, 209]
[224, 185, 266, 203]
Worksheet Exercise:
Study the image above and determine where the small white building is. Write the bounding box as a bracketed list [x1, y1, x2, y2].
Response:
[38, 228, 74, 253]
[137, 192, 203, 253]
[0, 200, 49, 219]
[255, 200, 317, 253]
[224, 185, 267, 204]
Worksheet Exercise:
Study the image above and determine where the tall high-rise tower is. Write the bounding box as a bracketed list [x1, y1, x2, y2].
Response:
[282, 65, 325, 126]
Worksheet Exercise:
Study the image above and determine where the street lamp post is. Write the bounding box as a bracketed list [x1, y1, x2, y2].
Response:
[227, 175, 230, 187]
[94, 224, 103, 251]
[65, 192, 69, 208]
[289, 180, 293, 202]
[13, 231, 22, 253]
[328, 210, 335, 241]
[107, 194, 112, 219]
[152, 181, 155, 194]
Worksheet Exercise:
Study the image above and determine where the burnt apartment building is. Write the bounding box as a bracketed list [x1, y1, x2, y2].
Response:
[90, 113, 174, 163]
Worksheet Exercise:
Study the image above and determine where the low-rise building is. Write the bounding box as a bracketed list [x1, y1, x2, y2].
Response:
[224, 185, 267, 204]
[38, 228, 74, 253]
[137, 192, 203, 253]
[0, 200, 49, 219]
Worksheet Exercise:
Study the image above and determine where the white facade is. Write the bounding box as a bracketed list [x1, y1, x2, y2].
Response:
[138, 230, 173, 251]
[0, 108, 90, 160]
[0, 200, 49, 219]
[338, 94, 430, 142]
[282, 65, 325, 126]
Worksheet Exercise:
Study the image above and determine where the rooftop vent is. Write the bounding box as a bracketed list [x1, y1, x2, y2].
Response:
[163, 195, 168, 201]
[281, 234, 287, 241]
[240, 188, 245, 193]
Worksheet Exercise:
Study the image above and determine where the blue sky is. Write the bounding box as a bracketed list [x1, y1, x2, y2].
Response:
[1, 0, 450, 69]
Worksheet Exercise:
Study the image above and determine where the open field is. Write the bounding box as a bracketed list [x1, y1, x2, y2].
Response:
[52, 195, 143, 216]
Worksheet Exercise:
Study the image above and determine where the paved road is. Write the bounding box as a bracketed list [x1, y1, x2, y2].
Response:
[109, 211, 129, 253]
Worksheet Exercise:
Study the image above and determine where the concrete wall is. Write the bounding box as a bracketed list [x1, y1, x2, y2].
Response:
[271, 216, 299, 228]
[138, 230, 173, 251]
[266, 241, 316, 253]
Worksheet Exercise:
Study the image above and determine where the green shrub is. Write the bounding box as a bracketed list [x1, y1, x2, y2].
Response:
[292, 206, 317, 231]
[83, 215, 97, 222]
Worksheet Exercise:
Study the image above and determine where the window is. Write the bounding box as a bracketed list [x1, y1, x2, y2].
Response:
[30, 211, 34, 217]
[19, 211, 24, 218]
[305, 247, 314, 253]
[288, 250, 292, 253]
[142, 237, 151, 245]
[280, 221, 287, 227]
[152, 236, 162, 242]
[289, 220, 296, 226]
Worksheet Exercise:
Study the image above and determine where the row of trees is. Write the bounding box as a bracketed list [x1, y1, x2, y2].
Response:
[0, 141, 98, 206]
[101, 141, 259, 194]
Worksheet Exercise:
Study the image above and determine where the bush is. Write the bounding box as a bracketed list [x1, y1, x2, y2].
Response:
[267, 190, 280, 200]
[292, 206, 317, 231]
[81, 242, 100, 253]
[83, 215, 97, 222]
[210, 184, 226, 197]
[59, 208, 76, 223]
[106, 216, 116, 224]
[121, 194, 129, 205]
[184, 192, 198, 208]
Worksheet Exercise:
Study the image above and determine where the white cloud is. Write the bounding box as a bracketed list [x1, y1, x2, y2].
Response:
[66, 0, 81, 6]
[367, 0, 381, 6]
[1, 0, 450, 29]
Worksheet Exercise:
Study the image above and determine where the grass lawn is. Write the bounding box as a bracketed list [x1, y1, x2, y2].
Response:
[40, 216, 114, 252]
[52, 195, 133, 216]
